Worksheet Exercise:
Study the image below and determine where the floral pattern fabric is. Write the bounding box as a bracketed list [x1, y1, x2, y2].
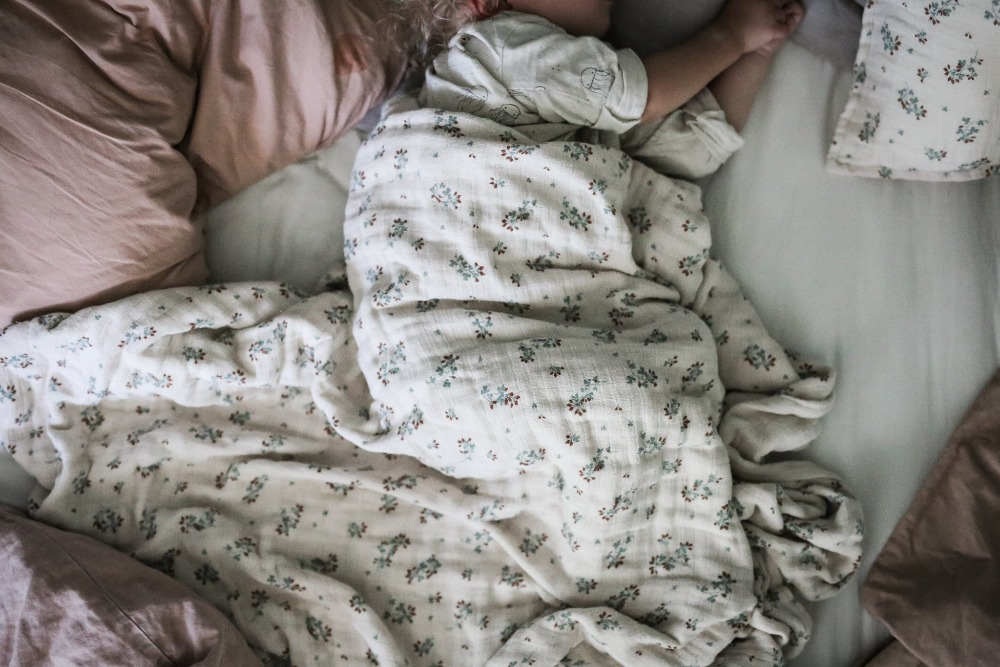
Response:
[827, 0, 1000, 181]
[0, 104, 861, 666]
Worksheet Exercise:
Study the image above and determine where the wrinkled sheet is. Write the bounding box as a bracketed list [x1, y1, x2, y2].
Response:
[702, 42, 1000, 667]
[0, 104, 860, 665]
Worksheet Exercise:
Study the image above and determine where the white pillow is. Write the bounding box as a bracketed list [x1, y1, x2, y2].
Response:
[827, 0, 1000, 181]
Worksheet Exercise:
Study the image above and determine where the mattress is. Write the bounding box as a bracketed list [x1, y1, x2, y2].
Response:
[2, 40, 998, 666]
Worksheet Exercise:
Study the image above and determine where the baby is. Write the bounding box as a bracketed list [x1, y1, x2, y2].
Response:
[337, 2, 861, 663]
[418, 0, 804, 139]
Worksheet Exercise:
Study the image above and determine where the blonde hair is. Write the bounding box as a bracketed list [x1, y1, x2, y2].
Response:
[374, 0, 506, 72]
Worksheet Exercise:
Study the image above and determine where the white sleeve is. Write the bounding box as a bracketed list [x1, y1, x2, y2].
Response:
[621, 88, 745, 179]
[419, 12, 647, 133]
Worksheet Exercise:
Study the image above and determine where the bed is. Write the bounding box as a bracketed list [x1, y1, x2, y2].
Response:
[2, 10, 999, 667]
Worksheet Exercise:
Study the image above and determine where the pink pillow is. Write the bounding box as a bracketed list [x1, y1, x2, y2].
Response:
[0, 504, 261, 665]
[0, 0, 206, 327]
[0, 0, 404, 328]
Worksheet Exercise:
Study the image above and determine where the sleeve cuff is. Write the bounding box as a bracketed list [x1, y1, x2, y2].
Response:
[592, 47, 648, 133]
[680, 88, 745, 168]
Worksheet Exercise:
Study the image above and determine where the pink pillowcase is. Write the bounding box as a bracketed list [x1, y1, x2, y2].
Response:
[1, 504, 261, 665]
[0, 0, 403, 328]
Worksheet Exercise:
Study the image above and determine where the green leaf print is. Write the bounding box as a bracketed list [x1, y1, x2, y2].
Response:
[148, 548, 180, 577]
[396, 405, 424, 440]
[681, 475, 722, 502]
[374, 533, 411, 569]
[562, 142, 593, 161]
[126, 419, 169, 446]
[242, 475, 268, 504]
[384, 597, 416, 624]
[956, 117, 987, 144]
[606, 584, 640, 611]
[276, 504, 304, 536]
[516, 448, 546, 466]
[924, 0, 959, 24]
[603, 536, 633, 569]
[714, 498, 745, 531]
[559, 198, 593, 232]
[480, 384, 521, 409]
[637, 432, 666, 456]
[944, 54, 983, 83]
[214, 462, 241, 489]
[499, 565, 525, 588]
[987, 0, 1000, 25]
[303, 554, 339, 575]
[596, 611, 621, 630]
[501, 199, 537, 231]
[567, 376, 601, 416]
[138, 508, 158, 540]
[897, 87, 928, 119]
[406, 555, 442, 583]
[625, 360, 658, 388]
[598, 492, 635, 521]
[225, 537, 258, 561]
[743, 344, 777, 370]
[639, 603, 671, 627]
[858, 112, 880, 143]
[414, 638, 434, 657]
[376, 341, 406, 386]
[71, 471, 91, 495]
[648, 534, 694, 574]
[449, 254, 486, 281]
[306, 615, 333, 642]
[430, 182, 463, 209]
[92, 508, 123, 534]
[179, 509, 218, 533]
[80, 405, 104, 431]
[880, 22, 901, 55]
[194, 562, 220, 586]
[579, 447, 609, 482]
[519, 530, 549, 556]
[189, 423, 223, 443]
[698, 571, 737, 603]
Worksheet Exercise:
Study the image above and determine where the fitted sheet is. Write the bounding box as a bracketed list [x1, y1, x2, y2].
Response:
[2, 40, 999, 666]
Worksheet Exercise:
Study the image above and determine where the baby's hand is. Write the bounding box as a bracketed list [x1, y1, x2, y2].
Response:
[715, 0, 805, 55]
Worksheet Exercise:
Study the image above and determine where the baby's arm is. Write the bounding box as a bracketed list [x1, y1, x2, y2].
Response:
[706, 51, 777, 131]
[641, 0, 804, 127]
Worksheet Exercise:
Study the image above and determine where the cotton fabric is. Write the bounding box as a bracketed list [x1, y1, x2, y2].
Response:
[827, 0, 1000, 181]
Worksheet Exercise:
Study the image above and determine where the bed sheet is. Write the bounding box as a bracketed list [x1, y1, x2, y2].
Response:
[2, 40, 998, 667]
[701, 43, 1000, 666]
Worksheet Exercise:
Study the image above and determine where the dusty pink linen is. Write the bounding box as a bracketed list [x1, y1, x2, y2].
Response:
[0, 0, 206, 327]
[0, 0, 404, 327]
[183, 1, 401, 209]
[0, 504, 261, 666]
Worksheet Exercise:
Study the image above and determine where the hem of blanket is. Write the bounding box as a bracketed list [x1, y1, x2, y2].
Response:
[825, 155, 997, 182]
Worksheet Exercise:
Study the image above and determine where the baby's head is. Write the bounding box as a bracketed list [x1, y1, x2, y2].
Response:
[472, 0, 613, 37]
[376, 0, 613, 76]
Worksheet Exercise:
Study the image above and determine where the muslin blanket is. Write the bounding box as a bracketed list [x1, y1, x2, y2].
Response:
[0, 104, 862, 666]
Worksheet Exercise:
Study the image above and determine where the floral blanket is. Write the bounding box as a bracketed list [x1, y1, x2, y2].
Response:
[0, 105, 862, 666]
